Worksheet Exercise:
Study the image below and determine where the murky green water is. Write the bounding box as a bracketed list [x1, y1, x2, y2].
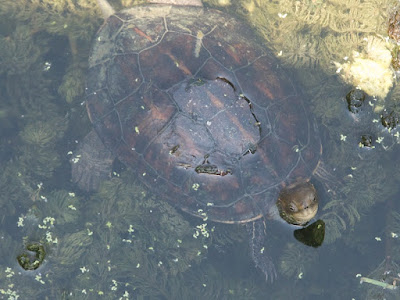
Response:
[1, 0, 400, 299]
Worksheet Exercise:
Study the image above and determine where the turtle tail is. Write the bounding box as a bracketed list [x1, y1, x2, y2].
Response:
[246, 220, 277, 282]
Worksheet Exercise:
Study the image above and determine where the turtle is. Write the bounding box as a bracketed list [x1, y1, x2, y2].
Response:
[72, 0, 328, 281]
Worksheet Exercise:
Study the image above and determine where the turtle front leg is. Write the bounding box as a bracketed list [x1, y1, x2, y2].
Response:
[246, 220, 277, 282]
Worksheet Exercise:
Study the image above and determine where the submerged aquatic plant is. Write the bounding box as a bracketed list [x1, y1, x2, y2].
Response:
[0, 15, 69, 184]
[17, 117, 67, 180]
[87, 175, 209, 275]
[0, 25, 45, 76]
[0, 0, 100, 105]
[319, 151, 399, 244]
[0, 0, 100, 41]
[20, 121, 61, 147]
[279, 242, 317, 278]
[51, 230, 94, 267]
[240, 0, 396, 69]
[360, 250, 400, 299]
[34, 190, 81, 226]
[58, 59, 87, 104]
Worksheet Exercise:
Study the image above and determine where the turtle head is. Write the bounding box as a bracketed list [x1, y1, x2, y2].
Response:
[276, 182, 318, 226]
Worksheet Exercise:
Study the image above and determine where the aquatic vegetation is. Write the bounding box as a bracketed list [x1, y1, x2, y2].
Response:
[20, 121, 60, 147]
[279, 242, 317, 278]
[17, 117, 67, 180]
[58, 60, 87, 104]
[0, 25, 45, 76]
[0, 0, 100, 41]
[88, 175, 209, 276]
[237, 0, 397, 98]
[322, 200, 360, 229]
[174, 264, 264, 299]
[17, 143, 60, 180]
[0, 13, 69, 185]
[35, 190, 81, 226]
[241, 0, 400, 104]
[16, 173, 216, 298]
[0, 0, 99, 105]
[52, 230, 93, 267]
[361, 257, 400, 299]
[0, 24, 54, 116]
[300, 47, 400, 244]
[320, 155, 399, 243]
[0, 231, 20, 267]
[0, 160, 51, 223]
[277, 33, 321, 68]
[308, 117, 398, 245]
[388, 211, 400, 239]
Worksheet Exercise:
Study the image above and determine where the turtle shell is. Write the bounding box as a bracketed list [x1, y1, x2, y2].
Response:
[86, 5, 322, 224]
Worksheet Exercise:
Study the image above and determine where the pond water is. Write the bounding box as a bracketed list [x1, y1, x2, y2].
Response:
[0, 0, 400, 299]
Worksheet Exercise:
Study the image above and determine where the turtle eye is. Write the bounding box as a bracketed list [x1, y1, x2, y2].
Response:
[289, 203, 296, 212]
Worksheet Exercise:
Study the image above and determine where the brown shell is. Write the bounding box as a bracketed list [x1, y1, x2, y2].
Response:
[86, 5, 322, 223]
